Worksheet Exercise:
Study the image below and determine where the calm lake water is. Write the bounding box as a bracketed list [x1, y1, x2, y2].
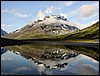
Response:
[1, 44, 99, 75]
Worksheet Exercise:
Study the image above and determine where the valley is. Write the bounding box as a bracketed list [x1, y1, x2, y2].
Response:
[1, 20, 99, 47]
[1, 1, 99, 75]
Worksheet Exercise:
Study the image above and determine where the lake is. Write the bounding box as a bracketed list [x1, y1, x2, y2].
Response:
[1, 44, 99, 75]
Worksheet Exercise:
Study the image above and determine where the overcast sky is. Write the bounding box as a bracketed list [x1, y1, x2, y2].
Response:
[1, 1, 99, 33]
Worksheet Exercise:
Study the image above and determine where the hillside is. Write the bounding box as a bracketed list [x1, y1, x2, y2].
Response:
[63, 21, 99, 40]
[6, 14, 79, 39]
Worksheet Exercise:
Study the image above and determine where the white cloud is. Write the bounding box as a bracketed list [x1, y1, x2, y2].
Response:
[56, 7, 62, 10]
[1, 24, 14, 28]
[36, 10, 45, 20]
[64, 1, 75, 7]
[59, 1, 75, 7]
[78, 5, 95, 17]
[63, 2, 99, 21]
[1, 57, 13, 61]
[31, 6, 61, 22]
[92, 2, 99, 10]
[15, 13, 31, 18]
[79, 12, 98, 21]
[29, 10, 45, 24]
[15, 67, 29, 71]
[1, 9, 8, 13]
[1, 9, 31, 18]
[1, 58, 6, 61]
[77, 2, 99, 20]
[44, 6, 62, 15]
[30, 6, 62, 23]
[71, 22, 82, 29]
[44, 6, 54, 14]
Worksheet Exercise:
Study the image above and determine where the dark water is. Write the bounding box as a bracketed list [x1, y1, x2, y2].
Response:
[1, 44, 99, 75]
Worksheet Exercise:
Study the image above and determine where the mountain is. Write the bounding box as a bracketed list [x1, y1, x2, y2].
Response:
[63, 21, 99, 40]
[1, 29, 8, 36]
[1, 47, 8, 55]
[7, 14, 79, 39]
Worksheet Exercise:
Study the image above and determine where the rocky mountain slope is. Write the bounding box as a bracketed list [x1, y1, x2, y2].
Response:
[7, 14, 79, 39]
[1, 29, 8, 36]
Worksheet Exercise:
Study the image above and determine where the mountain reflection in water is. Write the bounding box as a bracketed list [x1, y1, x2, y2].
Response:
[1, 44, 99, 75]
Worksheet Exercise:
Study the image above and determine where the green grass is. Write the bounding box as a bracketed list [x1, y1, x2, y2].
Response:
[63, 21, 99, 40]
[64, 46, 99, 61]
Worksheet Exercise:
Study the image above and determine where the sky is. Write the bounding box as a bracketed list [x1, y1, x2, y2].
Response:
[1, 1, 99, 33]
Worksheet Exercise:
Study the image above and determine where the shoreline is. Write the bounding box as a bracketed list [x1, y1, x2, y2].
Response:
[1, 40, 99, 49]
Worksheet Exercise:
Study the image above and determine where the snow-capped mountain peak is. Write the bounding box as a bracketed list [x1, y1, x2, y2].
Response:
[7, 14, 79, 39]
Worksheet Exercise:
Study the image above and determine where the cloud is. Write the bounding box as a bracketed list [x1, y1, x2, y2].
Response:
[64, 1, 75, 7]
[15, 13, 31, 18]
[78, 5, 95, 17]
[1, 57, 13, 61]
[80, 12, 98, 20]
[15, 67, 30, 72]
[30, 6, 62, 22]
[29, 10, 45, 24]
[57, 10, 78, 21]
[44, 6, 54, 14]
[1, 58, 6, 61]
[63, 2, 99, 21]
[1, 24, 14, 28]
[70, 22, 82, 29]
[37, 10, 45, 20]
[1, 9, 31, 18]
[77, 2, 99, 20]
[1, 9, 8, 13]
[73, 19, 99, 29]
[44, 6, 62, 15]
[59, 1, 75, 7]
[56, 7, 62, 10]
